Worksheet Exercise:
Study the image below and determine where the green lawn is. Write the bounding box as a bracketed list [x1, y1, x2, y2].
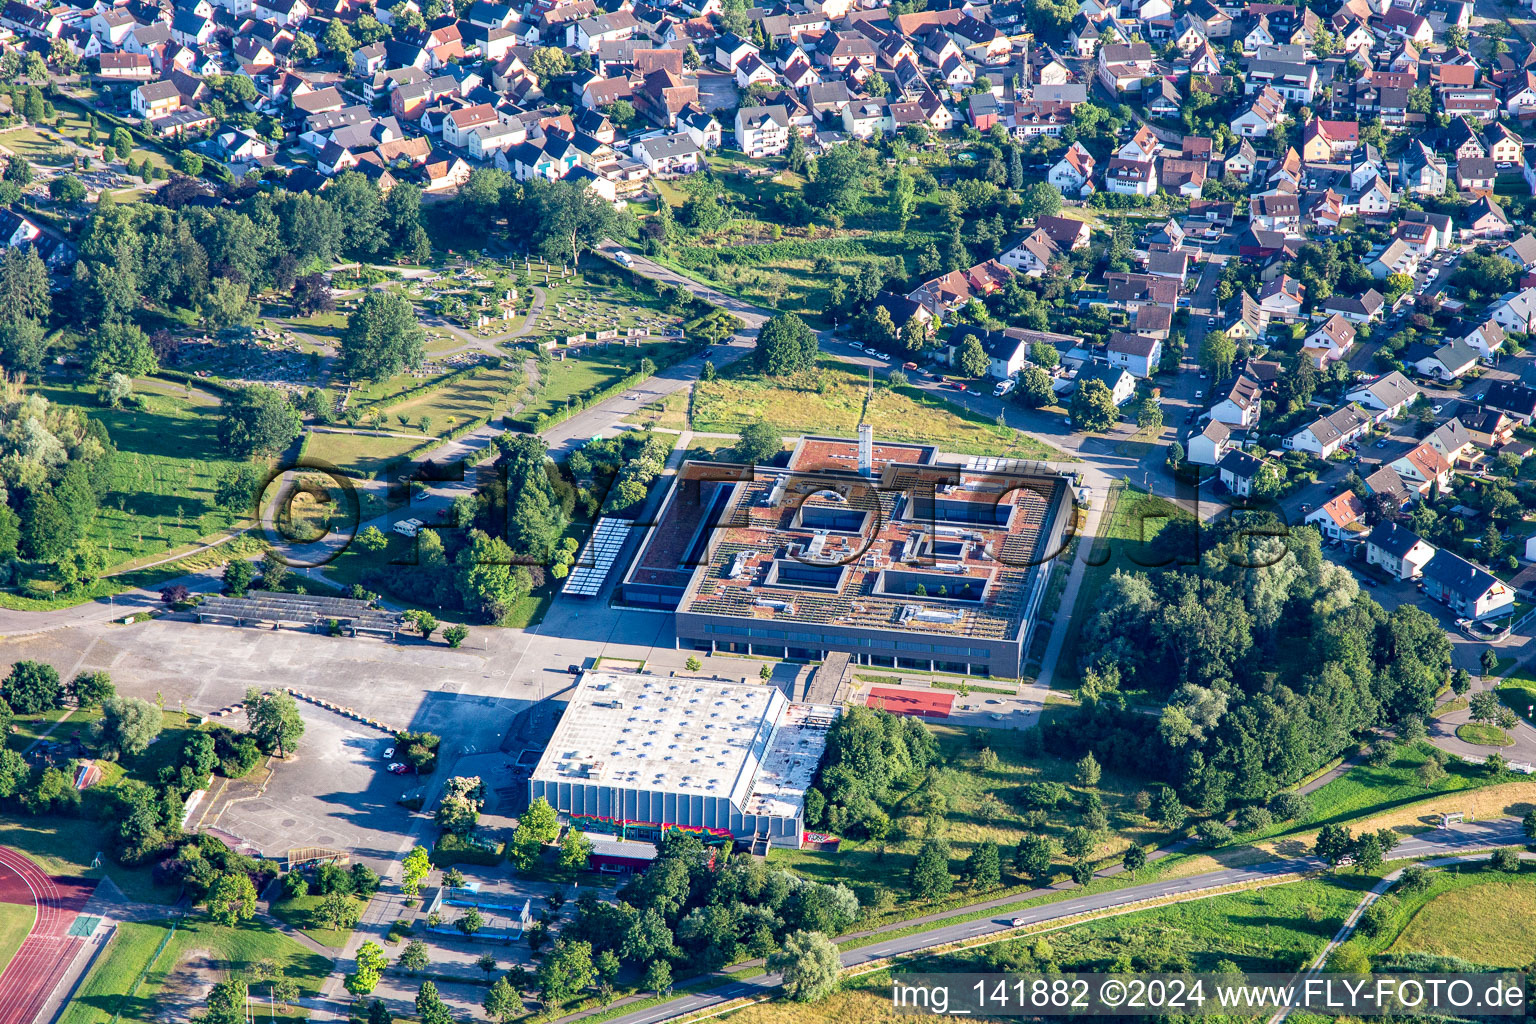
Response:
[1, 817, 177, 905]
[1387, 877, 1536, 966]
[376, 362, 529, 434]
[1456, 723, 1514, 747]
[305, 430, 424, 479]
[520, 339, 697, 428]
[1018, 874, 1375, 973]
[691, 358, 1067, 459]
[1232, 742, 1494, 848]
[0, 900, 35, 976]
[35, 383, 251, 568]
[1498, 668, 1536, 724]
[60, 916, 331, 1024]
[268, 893, 366, 948]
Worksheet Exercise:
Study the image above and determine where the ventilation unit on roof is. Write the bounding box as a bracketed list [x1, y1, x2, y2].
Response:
[756, 597, 794, 613]
[901, 604, 964, 625]
[767, 477, 787, 505]
[727, 550, 757, 579]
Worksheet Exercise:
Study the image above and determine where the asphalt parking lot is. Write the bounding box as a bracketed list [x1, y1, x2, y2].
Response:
[207, 704, 422, 870]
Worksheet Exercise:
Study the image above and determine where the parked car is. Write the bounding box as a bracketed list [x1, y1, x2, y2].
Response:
[388, 763, 408, 774]
[383, 746, 395, 759]
[392, 518, 425, 538]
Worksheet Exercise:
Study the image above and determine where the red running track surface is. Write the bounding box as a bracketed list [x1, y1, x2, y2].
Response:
[0, 848, 93, 1024]
[866, 686, 954, 718]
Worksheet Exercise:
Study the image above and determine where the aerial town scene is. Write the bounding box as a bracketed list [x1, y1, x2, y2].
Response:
[0, 0, 1536, 1018]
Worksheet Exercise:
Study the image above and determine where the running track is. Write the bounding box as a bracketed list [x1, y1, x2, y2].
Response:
[0, 848, 93, 1024]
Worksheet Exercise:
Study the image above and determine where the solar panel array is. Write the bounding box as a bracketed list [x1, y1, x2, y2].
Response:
[197, 593, 405, 633]
[564, 518, 633, 597]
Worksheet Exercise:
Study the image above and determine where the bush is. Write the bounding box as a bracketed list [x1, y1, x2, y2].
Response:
[1236, 805, 1273, 832]
[431, 833, 505, 867]
[1268, 791, 1312, 822]
[396, 730, 441, 774]
[1199, 820, 1234, 847]
[282, 871, 308, 899]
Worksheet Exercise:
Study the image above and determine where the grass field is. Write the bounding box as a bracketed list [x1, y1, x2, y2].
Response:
[376, 362, 528, 434]
[1, 818, 175, 904]
[0, 901, 35, 976]
[305, 431, 423, 478]
[623, 390, 690, 431]
[1387, 878, 1536, 966]
[691, 359, 1066, 459]
[1028, 874, 1373, 972]
[520, 339, 697, 427]
[767, 722, 1184, 917]
[1456, 723, 1514, 747]
[1223, 742, 1496, 857]
[60, 916, 331, 1024]
[35, 383, 250, 568]
[1498, 667, 1536, 724]
[268, 893, 365, 948]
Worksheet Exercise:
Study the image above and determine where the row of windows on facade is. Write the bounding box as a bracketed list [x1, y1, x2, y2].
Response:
[697, 623, 990, 657]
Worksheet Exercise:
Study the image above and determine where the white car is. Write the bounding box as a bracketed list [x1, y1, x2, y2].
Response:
[392, 518, 425, 538]
[383, 746, 396, 759]
[613, 251, 633, 267]
[849, 341, 865, 351]
[869, 351, 891, 363]
[994, 379, 1015, 397]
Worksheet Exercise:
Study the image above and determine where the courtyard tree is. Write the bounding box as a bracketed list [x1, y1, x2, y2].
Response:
[71, 670, 114, 709]
[244, 688, 305, 757]
[415, 981, 453, 1024]
[511, 796, 561, 870]
[536, 939, 594, 1011]
[484, 976, 519, 1022]
[768, 930, 841, 1002]
[1070, 378, 1118, 433]
[319, 890, 362, 930]
[94, 696, 163, 759]
[205, 871, 258, 925]
[734, 420, 783, 464]
[397, 937, 430, 973]
[219, 385, 302, 456]
[347, 942, 390, 995]
[340, 291, 426, 380]
[1199, 330, 1236, 381]
[402, 846, 431, 896]
[755, 312, 818, 376]
[2, 660, 59, 714]
[957, 334, 990, 377]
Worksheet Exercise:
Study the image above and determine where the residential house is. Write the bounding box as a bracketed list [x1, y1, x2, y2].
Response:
[1346, 370, 1419, 421]
[1389, 442, 1454, 495]
[1187, 418, 1233, 466]
[1304, 490, 1367, 541]
[632, 133, 702, 177]
[1421, 550, 1516, 620]
[1302, 313, 1356, 367]
[1406, 338, 1479, 381]
[1289, 404, 1372, 457]
[1078, 362, 1136, 406]
[1218, 448, 1270, 497]
[1367, 522, 1436, 579]
[1210, 373, 1263, 428]
[1106, 333, 1162, 378]
[1481, 379, 1536, 424]
[734, 105, 790, 157]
